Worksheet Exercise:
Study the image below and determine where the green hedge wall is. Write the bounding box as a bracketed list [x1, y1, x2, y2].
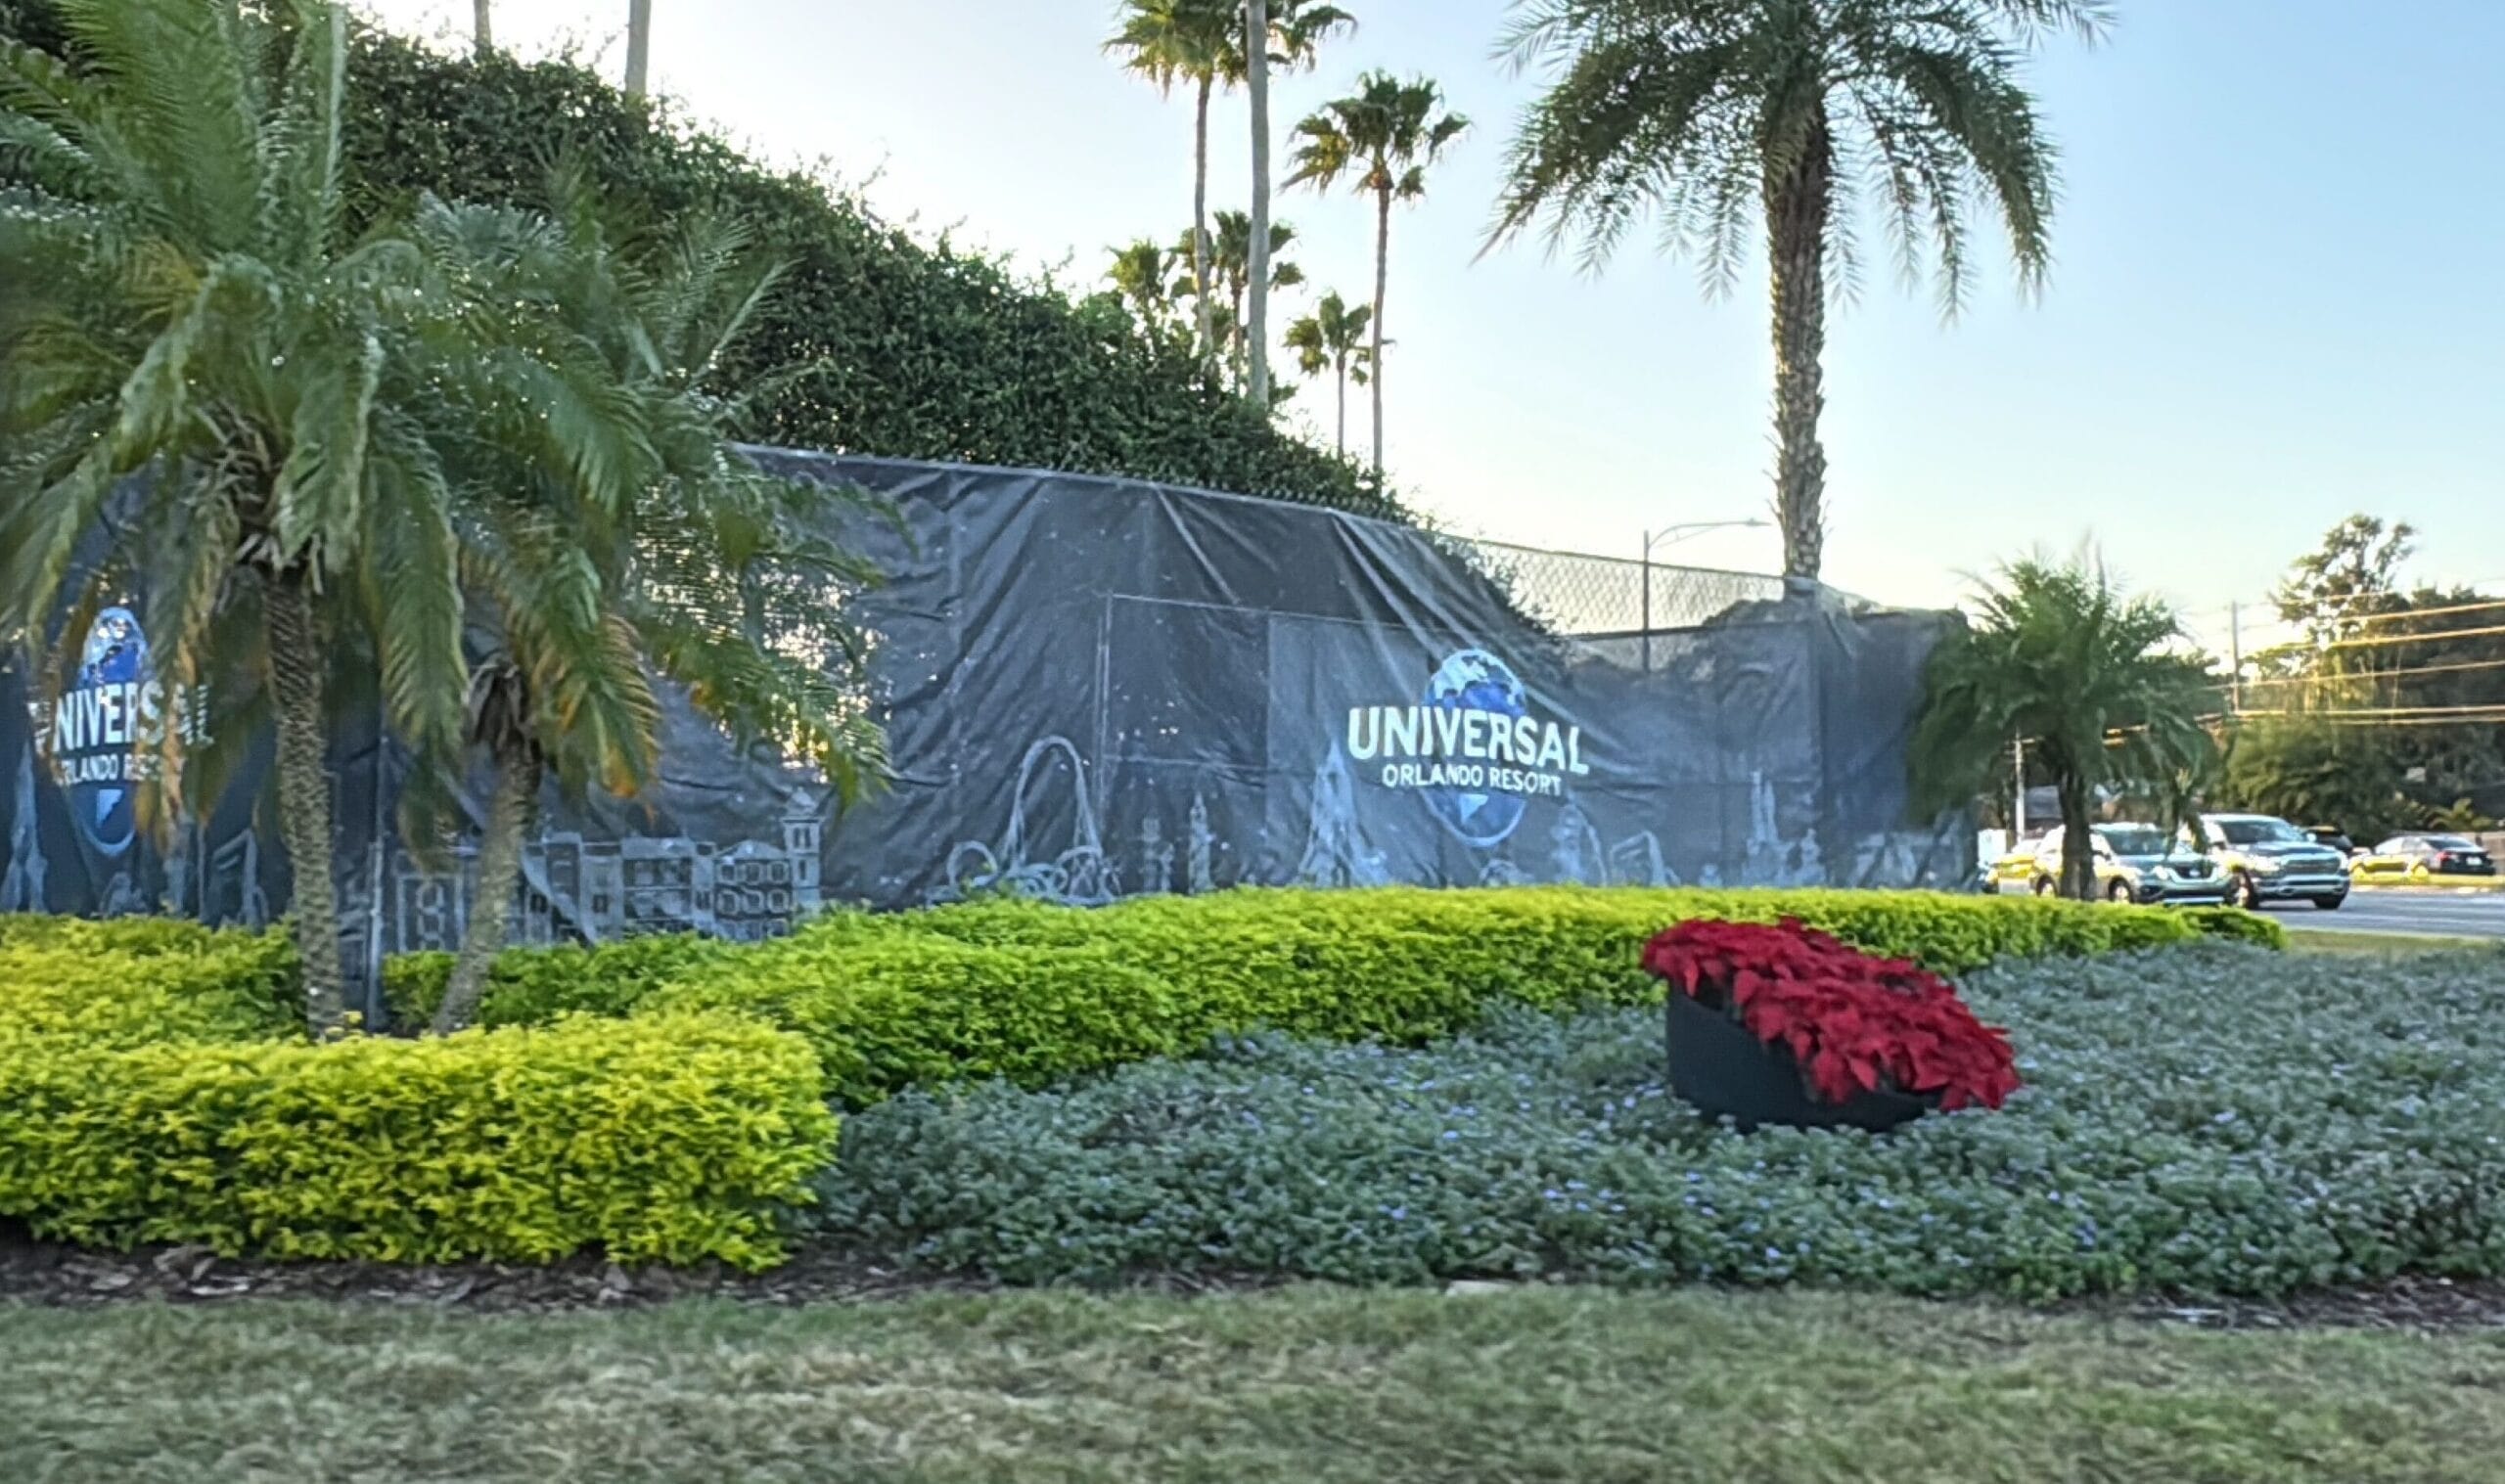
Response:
[388, 886, 2282, 1107]
[343, 38, 1394, 516]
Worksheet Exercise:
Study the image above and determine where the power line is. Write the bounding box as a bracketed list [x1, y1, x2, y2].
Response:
[2325, 620, 2505, 652]
[2240, 654, 2505, 688]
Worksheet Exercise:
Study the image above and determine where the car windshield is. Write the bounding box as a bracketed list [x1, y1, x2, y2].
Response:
[2214, 819, 2308, 846]
[2097, 825, 2166, 856]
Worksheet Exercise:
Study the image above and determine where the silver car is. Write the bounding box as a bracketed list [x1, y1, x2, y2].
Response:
[2199, 813, 2352, 911]
[2029, 824, 2227, 906]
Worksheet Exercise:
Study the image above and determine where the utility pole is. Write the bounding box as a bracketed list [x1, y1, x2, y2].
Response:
[2012, 735, 2027, 837]
[2227, 601, 2243, 715]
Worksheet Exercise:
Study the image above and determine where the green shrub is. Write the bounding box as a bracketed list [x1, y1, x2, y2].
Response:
[2175, 905, 2289, 950]
[822, 944, 2505, 1300]
[408, 888, 2270, 1105]
[0, 918, 300, 1047]
[653, 937, 1183, 1107]
[382, 931, 741, 1030]
[0, 1012, 834, 1268]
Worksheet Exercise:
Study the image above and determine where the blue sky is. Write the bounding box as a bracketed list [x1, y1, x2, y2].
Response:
[363, 1, 2505, 644]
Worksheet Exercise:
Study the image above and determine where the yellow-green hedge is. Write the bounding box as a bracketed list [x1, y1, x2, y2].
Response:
[0, 916, 300, 1047]
[391, 887, 2280, 1106]
[0, 1012, 834, 1269]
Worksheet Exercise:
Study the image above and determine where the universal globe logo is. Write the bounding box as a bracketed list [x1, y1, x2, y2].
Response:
[1343, 648, 1589, 847]
[29, 607, 170, 859]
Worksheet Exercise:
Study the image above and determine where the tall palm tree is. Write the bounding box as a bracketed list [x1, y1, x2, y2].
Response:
[1486, 0, 2109, 583]
[422, 190, 887, 1032]
[624, 0, 652, 97]
[473, 0, 492, 56]
[0, 0, 697, 1029]
[1106, 0, 1237, 368]
[1287, 72, 1469, 477]
[1911, 554, 2216, 901]
[1241, 0, 1355, 406]
[1284, 291, 1371, 454]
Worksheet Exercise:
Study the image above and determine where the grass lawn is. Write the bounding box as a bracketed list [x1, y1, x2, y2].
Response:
[2283, 928, 2496, 954]
[4, 1288, 2501, 1483]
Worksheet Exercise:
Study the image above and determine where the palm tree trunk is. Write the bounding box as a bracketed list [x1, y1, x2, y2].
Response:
[473, 0, 493, 56]
[1191, 75, 1214, 368]
[1244, 0, 1272, 404]
[1764, 112, 1833, 584]
[1369, 184, 1389, 477]
[433, 748, 537, 1035]
[263, 572, 348, 1035]
[624, 0, 652, 98]
[2057, 773, 2096, 901]
[1334, 356, 1347, 455]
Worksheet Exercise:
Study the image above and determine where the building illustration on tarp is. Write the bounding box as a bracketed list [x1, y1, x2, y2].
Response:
[389, 790, 825, 951]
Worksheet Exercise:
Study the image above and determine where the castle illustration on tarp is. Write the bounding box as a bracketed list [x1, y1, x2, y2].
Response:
[389, 790, 825, 951]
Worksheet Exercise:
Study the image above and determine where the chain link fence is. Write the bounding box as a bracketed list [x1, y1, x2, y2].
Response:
[1439, 535, 1791, 650]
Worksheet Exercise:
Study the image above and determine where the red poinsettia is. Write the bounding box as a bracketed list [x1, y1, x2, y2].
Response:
[1642, 919, 2021, 1112]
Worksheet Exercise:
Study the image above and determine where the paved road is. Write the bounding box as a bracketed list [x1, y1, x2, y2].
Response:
[2279, 888, 2505, 940]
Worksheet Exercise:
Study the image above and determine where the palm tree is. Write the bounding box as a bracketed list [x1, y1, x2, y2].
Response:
[624, 0, 652, 97]
[1107, 237, 1186, 334]
[1240, 0, 1355, 405]
[421, 192, 888, 1032]
[1287, 72, 1469, 477]
[1911, 554, 2217, 901]
[473, 0, 492, 56]
[1486, 0, 2109, 583]
[1285, 292, 1372, 454]
[1106, 0, 1237, 367]
[0, 0, 726, 1030]
[1182, 209, 1304, 383]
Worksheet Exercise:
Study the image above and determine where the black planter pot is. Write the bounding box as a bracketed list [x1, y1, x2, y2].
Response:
[1664, 990, 1932, 1134]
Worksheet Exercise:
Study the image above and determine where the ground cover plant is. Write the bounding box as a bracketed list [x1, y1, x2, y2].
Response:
[5, 1286, 2503, 1484]
[818, 943, 2505, 1299]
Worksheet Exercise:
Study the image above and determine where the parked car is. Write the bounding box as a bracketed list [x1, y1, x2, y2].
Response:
[2198, 813, 2352, 911]
[2027, 824, 2227, 906]
[2349, 833, 2498, 882]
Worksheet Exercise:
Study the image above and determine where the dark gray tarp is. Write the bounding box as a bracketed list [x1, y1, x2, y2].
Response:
[0, 451, 1971, 1003]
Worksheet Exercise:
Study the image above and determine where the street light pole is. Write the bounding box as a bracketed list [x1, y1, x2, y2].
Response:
[1638, 518, 1771, 670]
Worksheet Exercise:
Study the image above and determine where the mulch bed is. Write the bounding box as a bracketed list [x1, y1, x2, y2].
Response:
[5, 1221, 2501, 1327]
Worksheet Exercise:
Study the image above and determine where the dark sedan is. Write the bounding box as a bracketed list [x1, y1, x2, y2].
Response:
[2351, 833, 2498, 882]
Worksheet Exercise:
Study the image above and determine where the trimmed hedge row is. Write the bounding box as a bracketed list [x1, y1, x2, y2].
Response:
[0, 1012, 834, 1268]
[0, 917, 836, 1268]
[0, 918, 300, 1047]
[388, 887, 2283, 1107]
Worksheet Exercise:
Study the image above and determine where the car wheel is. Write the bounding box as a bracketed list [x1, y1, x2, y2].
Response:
[2310, 894, 2346, 911]
[2225, 873, 2259, 911]
[2106, 879, 2134, 904]
[2031, 877, 2056, 898]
